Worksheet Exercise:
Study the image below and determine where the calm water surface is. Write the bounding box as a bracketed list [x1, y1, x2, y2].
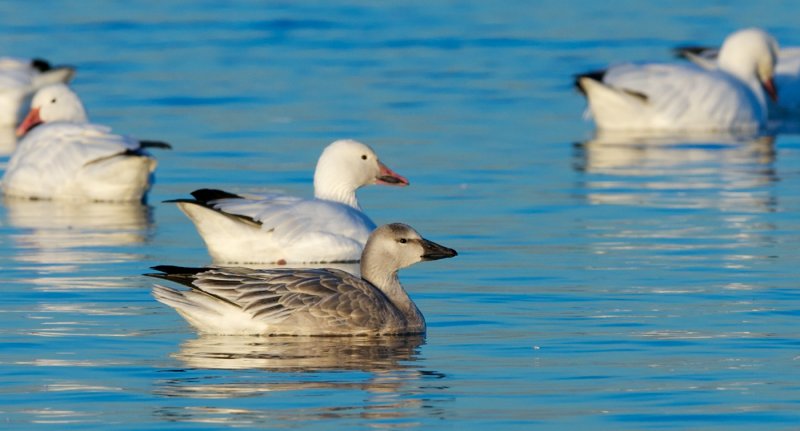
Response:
[1, 1, 799, 429]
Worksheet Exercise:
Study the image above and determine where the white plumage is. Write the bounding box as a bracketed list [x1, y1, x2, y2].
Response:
[1, 84, 169, 202]
[576, 28, 779, 132]
[172, 139, 409, 264]
[676, 42, 800, 115]
[0, 57, 74, 128]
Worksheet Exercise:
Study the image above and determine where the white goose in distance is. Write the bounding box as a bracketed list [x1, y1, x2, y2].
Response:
[1, 84, 171, 202]
[0, 57, 75, 129]
[674, 36, 800, 115]
[575, 28, 779, 132]
[148, 223, 457, 336]
[169, 139, 409, 264]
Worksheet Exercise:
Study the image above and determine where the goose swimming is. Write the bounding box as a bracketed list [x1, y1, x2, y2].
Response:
[148, 223, 457, 336]
[1, 84, 170, 202]
[170, 139, 409, 264]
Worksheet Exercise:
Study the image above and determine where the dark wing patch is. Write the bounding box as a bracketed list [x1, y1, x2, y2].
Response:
[31, 58, 52, 72]
[191, 188, 244, 203]
[164, 189, 262, 227]
[139, 140, 172, 150]
[574, 68, 608, 95]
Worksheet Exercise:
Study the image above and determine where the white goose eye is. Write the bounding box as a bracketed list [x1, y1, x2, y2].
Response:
[50, 98, 56, 103]
[398, 238, 407, 244]
[361, 154, 368, 160]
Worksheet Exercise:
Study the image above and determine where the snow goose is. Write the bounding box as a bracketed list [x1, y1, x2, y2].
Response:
[148, 223, 457, 336]
[1, 84, 170, 202]
[674, 37, 800, 115]
[0, 57, 75, 129]
[169, 139, 409, 264]
[575, 28, 779, 132]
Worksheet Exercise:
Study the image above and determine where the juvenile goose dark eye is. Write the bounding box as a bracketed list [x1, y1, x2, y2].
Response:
[398, 238, 407, 244]
[361, 155, 367, 160]
[51, 98, 56, 103]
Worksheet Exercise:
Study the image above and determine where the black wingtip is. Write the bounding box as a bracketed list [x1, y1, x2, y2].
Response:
[190, 188, 244, 203]
[150, 265, 207, 274]
[140, 140, 173, 150]
[31, 58, 52, 72]
[573, 69, 607, 95]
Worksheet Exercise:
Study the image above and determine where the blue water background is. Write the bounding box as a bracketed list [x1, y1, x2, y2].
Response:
[1, 1, 799, 429]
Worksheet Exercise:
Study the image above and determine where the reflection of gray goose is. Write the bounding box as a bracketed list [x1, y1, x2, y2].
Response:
[170, 334, 425, 371]
[149, 223, 457, 336]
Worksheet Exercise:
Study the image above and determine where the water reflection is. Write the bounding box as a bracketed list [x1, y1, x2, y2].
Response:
[573, 131, 777, 211]
[572, 131, 781, 279]
[3, 197, 154, 267]
[154, 335, 445, 427]
[169, 334, 425, 372]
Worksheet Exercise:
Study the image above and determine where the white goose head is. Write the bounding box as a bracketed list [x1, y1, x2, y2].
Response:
[16, 83, 88, 136]
[360, 223, 457, 288]
[313, 139, 409, 209]
[717, 28, 779, 102]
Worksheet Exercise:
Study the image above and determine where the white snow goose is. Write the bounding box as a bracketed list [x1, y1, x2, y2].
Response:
[674, 33, 800, 115]
[575, 28, 779, 132]
[169, 139, 409, 265]
[0, 57, 75, 128]
[148, 223, 457, 336]
[1, 84, 171, 202]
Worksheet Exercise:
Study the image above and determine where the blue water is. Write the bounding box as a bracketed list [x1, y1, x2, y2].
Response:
[1, 1, 800, 429]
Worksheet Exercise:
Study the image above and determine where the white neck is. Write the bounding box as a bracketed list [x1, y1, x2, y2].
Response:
[313, 176, 361, 209]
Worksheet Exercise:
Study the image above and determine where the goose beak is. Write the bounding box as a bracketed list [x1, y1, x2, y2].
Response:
[763, 77, 778, 102]
[16, 107, 42, 137]
[419, 238, 458, 261]
[376, 161, 409, 186]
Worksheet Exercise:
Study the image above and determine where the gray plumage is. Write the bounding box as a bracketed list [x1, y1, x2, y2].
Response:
[149, 223, 457, 336]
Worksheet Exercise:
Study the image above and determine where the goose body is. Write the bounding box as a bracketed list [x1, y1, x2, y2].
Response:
[149, 223, 457, 336]
[1, 84, 169, 202]
[172, 139, 409, 264]
[576, 28, 778, 132]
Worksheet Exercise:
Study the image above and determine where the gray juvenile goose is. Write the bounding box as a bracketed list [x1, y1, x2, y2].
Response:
[148, 223, 457, 336]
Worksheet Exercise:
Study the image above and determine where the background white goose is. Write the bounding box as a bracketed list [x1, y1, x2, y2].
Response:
[170, 139, 409, 264]
[148, 223, 458, 336]
[1, 84, 170, 202]
[575, 28, 779, 132]
[0, 57, 75, 129]
[674, 39, 800, 115]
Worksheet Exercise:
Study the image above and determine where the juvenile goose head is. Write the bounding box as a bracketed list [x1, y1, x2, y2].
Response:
[717, 28, 779, 102]
[16, 83, 88, 136]
[360, 223, 457, 290]
[313, 139, 409, 209]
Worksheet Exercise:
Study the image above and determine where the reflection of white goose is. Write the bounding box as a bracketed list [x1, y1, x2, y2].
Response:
[3, 197, 152, 266]
[574, 131, 776, 211]
[576, 28, 778, 132]
[1, 84, 170, 202]
[149, 223, 457, 336]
